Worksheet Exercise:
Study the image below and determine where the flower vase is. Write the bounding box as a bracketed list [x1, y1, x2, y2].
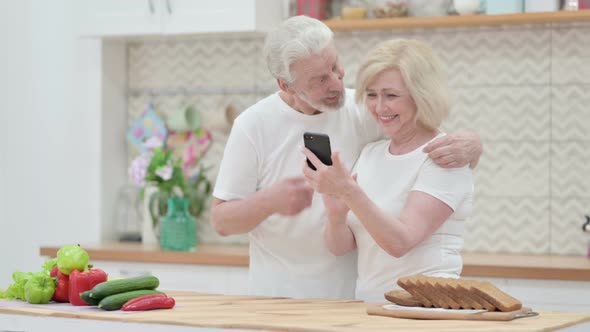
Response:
[159, 196, 197, 251]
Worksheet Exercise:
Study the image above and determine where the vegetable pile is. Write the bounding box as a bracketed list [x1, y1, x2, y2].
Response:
[0, 244, 175, 311]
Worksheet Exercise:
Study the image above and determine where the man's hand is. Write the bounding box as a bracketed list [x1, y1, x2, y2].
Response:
[423, 130, 483, 168]
[269, 177, 314, 216]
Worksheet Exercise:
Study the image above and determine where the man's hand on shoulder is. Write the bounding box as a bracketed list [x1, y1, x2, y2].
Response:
[423, 130, 483, 168]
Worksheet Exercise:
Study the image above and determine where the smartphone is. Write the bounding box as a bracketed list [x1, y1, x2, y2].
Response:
[303, 132, 332, 171]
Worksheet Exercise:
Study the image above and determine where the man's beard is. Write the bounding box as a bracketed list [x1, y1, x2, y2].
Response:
[296, 89, 345, 113]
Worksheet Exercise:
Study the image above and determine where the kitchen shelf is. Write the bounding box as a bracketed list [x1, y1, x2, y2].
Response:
[323, 10, 590, 31]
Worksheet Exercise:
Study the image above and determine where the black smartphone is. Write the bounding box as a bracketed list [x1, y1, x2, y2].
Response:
[303, 132, 332, 171]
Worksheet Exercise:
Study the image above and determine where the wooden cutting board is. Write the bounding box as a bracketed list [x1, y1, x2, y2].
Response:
[367, 303, 539, 321]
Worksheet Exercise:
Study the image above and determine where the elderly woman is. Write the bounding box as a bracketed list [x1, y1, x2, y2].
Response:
[302, 39, 474, 302]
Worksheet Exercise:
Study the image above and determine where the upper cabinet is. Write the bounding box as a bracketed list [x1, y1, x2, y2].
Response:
[75, 0, 284, 37]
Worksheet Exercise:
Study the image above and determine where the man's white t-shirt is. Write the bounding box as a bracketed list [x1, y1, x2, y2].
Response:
[213, 89, 381, 299]
[350, 136, 474, 302]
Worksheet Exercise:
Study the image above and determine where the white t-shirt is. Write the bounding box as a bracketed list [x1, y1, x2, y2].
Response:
[213, 89, 382, 299]
[350, 136, 474, 303]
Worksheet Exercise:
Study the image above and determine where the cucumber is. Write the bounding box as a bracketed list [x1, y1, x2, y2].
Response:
[98, 289, 163, 311]
[89, 276, 159, 300]
[80, 290, 100, 305]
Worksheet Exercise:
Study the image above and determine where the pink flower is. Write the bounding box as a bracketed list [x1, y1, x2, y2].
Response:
[128, 154, 152, 186]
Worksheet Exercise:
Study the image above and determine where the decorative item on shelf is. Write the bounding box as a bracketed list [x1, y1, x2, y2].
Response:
[407, 0, 452, 17]
[297, 0, 329, 19]
[371, 0, 409, 18]
[583, 215, 590, 258]
[127, 102, 168, 155]
[165, 104, 201, 132]
[159, 195, 197, 251]
[563, 0, 579, 10]
[113, 184, 143, 242]
[166, 128, 212, 177]
[452, 0, 481, 15]
[341, 0, 369, 19]
[525, 0, 560, 12]
[485, 0, 523, 14]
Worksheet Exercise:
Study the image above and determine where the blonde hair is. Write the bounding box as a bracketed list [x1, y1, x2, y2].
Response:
[355, 39, 450, 130]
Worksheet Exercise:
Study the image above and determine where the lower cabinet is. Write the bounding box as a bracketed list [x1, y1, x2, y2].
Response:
[93, 261, 249, 295]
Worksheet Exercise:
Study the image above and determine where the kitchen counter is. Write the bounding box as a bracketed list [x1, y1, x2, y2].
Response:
[1, 292, 590, 332]
[40, 243, 590, 281]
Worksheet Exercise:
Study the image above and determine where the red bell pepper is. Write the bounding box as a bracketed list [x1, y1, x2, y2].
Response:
[68, 268, 108, 306]
[121, 294, 175, 311]
[50, 266, 70, 303]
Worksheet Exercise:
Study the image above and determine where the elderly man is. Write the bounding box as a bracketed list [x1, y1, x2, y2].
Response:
[211, 15, 482, 299]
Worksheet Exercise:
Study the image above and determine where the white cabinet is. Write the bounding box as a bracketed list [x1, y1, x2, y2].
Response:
[75, 0, 283, 37]
[94, 260, 249, 295]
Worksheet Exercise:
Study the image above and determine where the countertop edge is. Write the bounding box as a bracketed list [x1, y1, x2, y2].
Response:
[40, 245, 590, 281]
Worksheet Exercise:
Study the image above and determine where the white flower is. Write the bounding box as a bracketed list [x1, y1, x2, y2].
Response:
[144, 137, 163, 150]
[128, 154, 152, 186]
[155, 164, 173, 181]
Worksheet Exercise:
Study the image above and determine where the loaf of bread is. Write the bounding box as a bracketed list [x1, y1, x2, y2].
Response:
[389, 275, 522, 312]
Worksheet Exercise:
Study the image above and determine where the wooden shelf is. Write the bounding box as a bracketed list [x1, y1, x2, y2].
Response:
[323, 10, 590, 31]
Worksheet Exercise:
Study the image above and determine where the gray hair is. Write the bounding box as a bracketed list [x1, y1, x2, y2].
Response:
[263, 15, 334, 85]
[355, 39, 450, 130]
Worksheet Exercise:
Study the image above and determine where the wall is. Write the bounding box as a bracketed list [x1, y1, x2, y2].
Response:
[127, 23, 590, 255]
[0, 1, 102, 287]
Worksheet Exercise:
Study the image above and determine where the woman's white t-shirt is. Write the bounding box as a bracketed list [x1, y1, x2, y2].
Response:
[349, 135, 474, 302]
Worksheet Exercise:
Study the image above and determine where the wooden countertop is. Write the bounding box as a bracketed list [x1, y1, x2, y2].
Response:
[2, 292, 590, 331]
[40, 243, 590, 281]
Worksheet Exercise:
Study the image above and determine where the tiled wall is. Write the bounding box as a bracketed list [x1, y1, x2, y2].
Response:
[127, 23, 590, 255]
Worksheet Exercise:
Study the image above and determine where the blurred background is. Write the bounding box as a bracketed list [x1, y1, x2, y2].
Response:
[1, 0, 589, 292]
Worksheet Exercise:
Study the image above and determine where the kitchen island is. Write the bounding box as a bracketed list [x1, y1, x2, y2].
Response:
[1, 292, 590, 332]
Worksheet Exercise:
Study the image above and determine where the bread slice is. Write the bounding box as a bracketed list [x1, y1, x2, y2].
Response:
[384, 289, 423, 307]
[398, 276, 433, 307]
[421, 277, 461, 309]
[444, 278, 483, 310]
[433, 277, 476, 310]
[470, 280, 522, 312]
[456, 280, 497, 311]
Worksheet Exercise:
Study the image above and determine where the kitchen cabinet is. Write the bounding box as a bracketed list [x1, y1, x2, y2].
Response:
[75, 0, 283, 37]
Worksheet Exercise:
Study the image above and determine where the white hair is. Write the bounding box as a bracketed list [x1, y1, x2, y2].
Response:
[263, 15, 334, 85]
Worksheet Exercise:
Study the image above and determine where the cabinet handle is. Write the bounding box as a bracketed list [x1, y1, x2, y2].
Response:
[148, 0, 155, 14]
[166, 0, 173, 14]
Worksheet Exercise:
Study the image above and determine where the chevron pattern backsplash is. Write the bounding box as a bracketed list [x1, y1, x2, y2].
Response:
[128, 23, 590, 255]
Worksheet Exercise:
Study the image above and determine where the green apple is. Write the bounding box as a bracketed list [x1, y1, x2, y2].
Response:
[57, 244, 89, 275]
[24, 273, 55, 304]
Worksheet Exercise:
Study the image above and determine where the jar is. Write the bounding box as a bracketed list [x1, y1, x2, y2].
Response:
[408, 0, 452, 17]
[453, 0, 481, 15]
[159, 196, 197, 252]
[370, 0, 409, 18]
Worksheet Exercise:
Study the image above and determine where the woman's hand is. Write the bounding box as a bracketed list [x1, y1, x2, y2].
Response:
[301, 148, 356, 197]
[322, 193, 349, 221]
